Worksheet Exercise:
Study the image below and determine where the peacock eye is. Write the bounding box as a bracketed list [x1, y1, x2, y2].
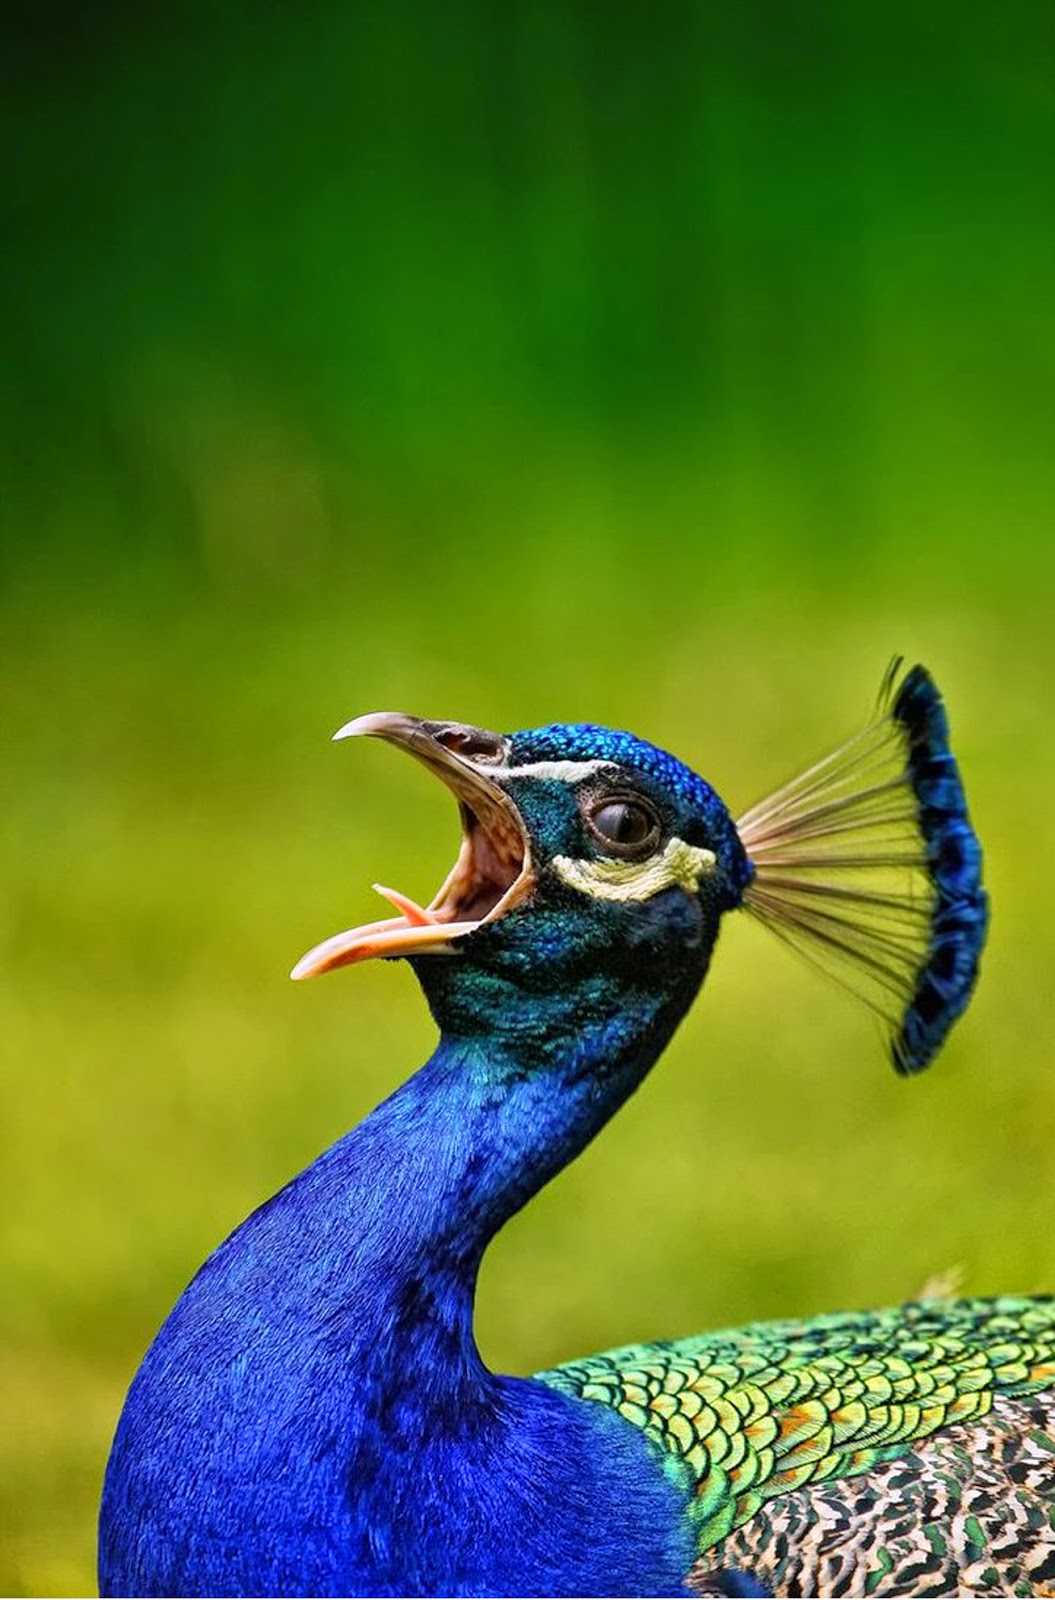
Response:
[587, 799, 660, 855]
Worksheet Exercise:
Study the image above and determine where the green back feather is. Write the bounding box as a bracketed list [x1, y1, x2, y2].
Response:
[536, 1297, 1055, 1551]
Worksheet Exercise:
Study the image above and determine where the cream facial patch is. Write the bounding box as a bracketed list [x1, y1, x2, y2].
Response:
[551, 837, 717, 902]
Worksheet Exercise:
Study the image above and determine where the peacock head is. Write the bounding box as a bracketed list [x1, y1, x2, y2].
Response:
[290, 668, 990, 1076]
[291, 714, 753, 1027]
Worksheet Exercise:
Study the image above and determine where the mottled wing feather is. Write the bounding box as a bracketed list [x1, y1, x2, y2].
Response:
[535, 1297, 1055, 1552]
[688, 1394, 1055, 1597]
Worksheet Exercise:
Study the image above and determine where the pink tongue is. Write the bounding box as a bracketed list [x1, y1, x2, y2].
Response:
[371, 883, 438, 925]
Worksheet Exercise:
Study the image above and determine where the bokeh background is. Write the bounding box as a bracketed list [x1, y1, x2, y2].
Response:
[4, 3, 1055, 1592]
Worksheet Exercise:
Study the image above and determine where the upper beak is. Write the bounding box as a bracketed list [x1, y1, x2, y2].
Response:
[290, 713, 530, 980]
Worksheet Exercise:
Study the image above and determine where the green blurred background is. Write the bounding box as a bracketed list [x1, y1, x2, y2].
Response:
[3, 2, 1055, 1591]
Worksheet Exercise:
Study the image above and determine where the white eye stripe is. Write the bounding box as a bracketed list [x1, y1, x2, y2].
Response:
[551, 837, 717, 902]
[470, 758, 617, 783]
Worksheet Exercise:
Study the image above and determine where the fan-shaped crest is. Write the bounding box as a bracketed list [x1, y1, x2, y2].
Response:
[737, 662, 988, 1073]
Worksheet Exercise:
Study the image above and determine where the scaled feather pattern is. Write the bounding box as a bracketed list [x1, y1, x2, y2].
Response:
[540, 1295, 1055, 1595]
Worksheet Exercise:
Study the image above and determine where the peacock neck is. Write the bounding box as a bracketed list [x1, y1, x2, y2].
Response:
[284, 948, 708, 1392]
[100, 948, 712, 1596]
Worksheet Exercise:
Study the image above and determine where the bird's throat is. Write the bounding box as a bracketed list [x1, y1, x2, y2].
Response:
[351, 968, 702, 1282]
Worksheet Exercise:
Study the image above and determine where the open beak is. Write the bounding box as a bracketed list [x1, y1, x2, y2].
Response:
[291, 713, 532, 980]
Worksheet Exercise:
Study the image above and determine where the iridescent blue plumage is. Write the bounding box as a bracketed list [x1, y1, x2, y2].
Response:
[99, 670, 991, 1598]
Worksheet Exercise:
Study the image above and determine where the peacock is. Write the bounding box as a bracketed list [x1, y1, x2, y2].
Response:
[98, 663, 1055, 1599]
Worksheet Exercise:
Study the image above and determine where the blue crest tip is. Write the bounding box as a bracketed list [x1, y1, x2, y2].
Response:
[890, 666, 989, 1075]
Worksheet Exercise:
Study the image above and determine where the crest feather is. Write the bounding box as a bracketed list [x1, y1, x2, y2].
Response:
[736, 661, 988, 1074]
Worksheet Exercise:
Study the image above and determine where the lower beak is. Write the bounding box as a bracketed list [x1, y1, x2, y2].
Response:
[290, 912, 483, 979]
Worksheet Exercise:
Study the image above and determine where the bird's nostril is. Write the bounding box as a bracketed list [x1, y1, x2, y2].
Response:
[433, 725, 506, 763]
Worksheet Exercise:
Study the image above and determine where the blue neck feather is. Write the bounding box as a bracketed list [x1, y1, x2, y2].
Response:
[100, 895, 717, 1597]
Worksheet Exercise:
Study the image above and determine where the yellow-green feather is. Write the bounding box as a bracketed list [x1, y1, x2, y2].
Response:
[535, 1296, 1055, 1552]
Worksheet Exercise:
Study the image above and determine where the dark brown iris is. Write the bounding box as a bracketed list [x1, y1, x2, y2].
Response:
[587, 798, 660, 855]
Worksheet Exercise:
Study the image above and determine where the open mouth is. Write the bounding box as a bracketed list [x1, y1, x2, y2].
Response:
[291, 713, 532, 980]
